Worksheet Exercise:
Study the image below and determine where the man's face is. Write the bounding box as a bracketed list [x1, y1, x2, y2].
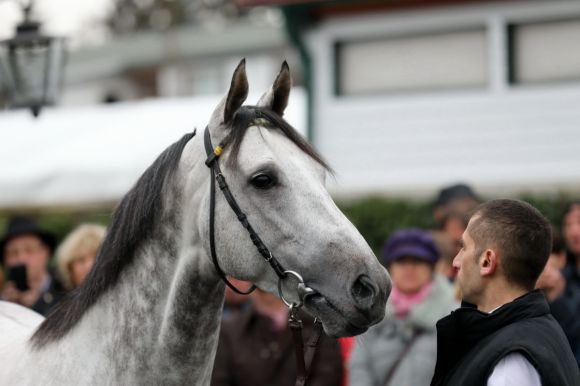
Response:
[453, 218, 483, 303]
[443, 215, 467, 255]
[564, 205, 580, 257]
[4, 234, 50, 283]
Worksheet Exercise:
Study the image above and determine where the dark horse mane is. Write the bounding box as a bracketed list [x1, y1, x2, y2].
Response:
[31, 106, 328, 348]
[31, 132, 195, 348]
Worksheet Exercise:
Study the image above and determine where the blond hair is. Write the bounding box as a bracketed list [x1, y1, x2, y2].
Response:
[56, 224, 106, 289]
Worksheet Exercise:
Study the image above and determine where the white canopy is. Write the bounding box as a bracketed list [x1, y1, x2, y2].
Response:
[0, 89, 306, 209]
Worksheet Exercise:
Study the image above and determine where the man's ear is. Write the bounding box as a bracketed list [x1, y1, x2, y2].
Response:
[480, 249, 498, 277]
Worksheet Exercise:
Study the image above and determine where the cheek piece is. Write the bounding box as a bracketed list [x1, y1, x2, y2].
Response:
[203, 124, 322, 386]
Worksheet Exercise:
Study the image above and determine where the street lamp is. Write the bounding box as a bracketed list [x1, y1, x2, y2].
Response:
[0, 1, 66, 117]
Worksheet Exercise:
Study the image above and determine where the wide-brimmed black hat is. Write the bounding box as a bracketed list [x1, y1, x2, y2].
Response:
[435, 183, 480, 207]
[0, 216, 57, 264]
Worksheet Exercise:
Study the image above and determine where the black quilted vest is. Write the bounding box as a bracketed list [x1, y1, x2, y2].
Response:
[431, 290, 580, 386]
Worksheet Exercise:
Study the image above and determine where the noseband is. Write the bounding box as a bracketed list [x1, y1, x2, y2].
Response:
[203, 124, 323, 386]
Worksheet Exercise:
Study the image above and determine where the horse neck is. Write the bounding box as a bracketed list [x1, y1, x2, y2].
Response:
[152, 228, 226, 384]
[66, 153, 224, 385]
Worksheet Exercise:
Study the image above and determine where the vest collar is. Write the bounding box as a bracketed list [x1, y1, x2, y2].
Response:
[431, 290, 549, 386]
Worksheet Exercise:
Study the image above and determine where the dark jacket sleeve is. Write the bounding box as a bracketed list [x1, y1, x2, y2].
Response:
[550, 276, 580, 366]
[211, 324, 234, 386]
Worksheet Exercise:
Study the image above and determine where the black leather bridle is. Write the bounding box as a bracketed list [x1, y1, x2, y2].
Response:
[203, 123, 323, 386]
[204, 125, 287, 294]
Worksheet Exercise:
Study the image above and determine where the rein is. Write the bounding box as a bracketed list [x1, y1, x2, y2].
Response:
[203, 125, 324, 386]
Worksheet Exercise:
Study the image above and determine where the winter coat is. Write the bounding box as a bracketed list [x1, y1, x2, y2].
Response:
[211, 306, 343, 386]
[550, 263, 580, 366]
[32, 275, 65, 316]
[349, 275, 457, 386]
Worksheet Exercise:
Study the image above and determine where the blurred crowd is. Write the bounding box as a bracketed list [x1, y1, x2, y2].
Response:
[0, 218, 106, 315]
[1, 184, 579, 385]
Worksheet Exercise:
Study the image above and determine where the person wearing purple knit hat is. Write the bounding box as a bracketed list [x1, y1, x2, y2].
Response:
[349, 229, 456, 386]
[382, 229, 440, 297]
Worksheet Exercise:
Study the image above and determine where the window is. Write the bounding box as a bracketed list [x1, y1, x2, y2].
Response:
[335, 29, 487, 95]
[509, 19, 580, 84]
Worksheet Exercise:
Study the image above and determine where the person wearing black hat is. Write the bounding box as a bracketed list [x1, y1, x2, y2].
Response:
[433, 183, 480, 239]
[1, 216, 64, 316]
[432, 183, 481, 282]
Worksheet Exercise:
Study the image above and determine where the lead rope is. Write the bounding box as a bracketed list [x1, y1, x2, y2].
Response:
[289, 306, 325, 386]
[203, 125, 324, 386]
[279, 271, 324, 386]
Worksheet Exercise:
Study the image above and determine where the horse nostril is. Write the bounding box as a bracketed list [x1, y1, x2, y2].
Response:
[351, 274, 377, 310]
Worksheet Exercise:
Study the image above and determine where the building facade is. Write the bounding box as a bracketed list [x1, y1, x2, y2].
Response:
[62, 19, 298, 106]
[249, 0, 580, 197]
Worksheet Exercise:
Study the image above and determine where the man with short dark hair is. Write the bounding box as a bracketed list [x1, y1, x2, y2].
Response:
[431, 199, 580, 386]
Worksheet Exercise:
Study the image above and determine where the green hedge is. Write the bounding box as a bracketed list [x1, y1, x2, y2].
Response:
[336, 197, 434, 254]
[336, 194, 576, 254]
[0, 194, 576, 257]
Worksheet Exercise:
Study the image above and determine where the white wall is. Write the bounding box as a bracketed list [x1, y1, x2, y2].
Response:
[0, 89, 306, 208]
[61, 77, 141, 106]
[305, 0, 580, 197]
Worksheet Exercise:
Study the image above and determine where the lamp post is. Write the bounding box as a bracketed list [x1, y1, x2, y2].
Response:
[0, 1, 66, 117]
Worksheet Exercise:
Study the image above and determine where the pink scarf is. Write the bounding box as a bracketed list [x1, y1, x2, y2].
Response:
[390, 281, 433, 319]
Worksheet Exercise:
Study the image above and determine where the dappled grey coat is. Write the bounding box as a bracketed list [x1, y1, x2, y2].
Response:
[348, 275, 457, 386]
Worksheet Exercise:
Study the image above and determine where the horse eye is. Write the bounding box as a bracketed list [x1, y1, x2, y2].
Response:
[250, 173, 277, 189]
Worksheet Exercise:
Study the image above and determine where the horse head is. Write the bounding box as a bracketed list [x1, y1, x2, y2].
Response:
[199, 59, 391, 337]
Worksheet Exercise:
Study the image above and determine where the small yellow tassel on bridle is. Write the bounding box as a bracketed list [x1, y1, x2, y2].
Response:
[214, 146, 223, 156]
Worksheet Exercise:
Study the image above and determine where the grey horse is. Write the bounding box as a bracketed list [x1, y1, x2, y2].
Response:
[0, 60, 391, 385]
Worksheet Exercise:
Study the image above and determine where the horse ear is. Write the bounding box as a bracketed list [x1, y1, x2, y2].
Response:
[257, 61, 292, 116]
[224, 59, 249, 123]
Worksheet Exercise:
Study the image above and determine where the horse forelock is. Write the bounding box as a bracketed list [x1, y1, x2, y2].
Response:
[224, 106, 331, 173]
[30, 132, 195, 348]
